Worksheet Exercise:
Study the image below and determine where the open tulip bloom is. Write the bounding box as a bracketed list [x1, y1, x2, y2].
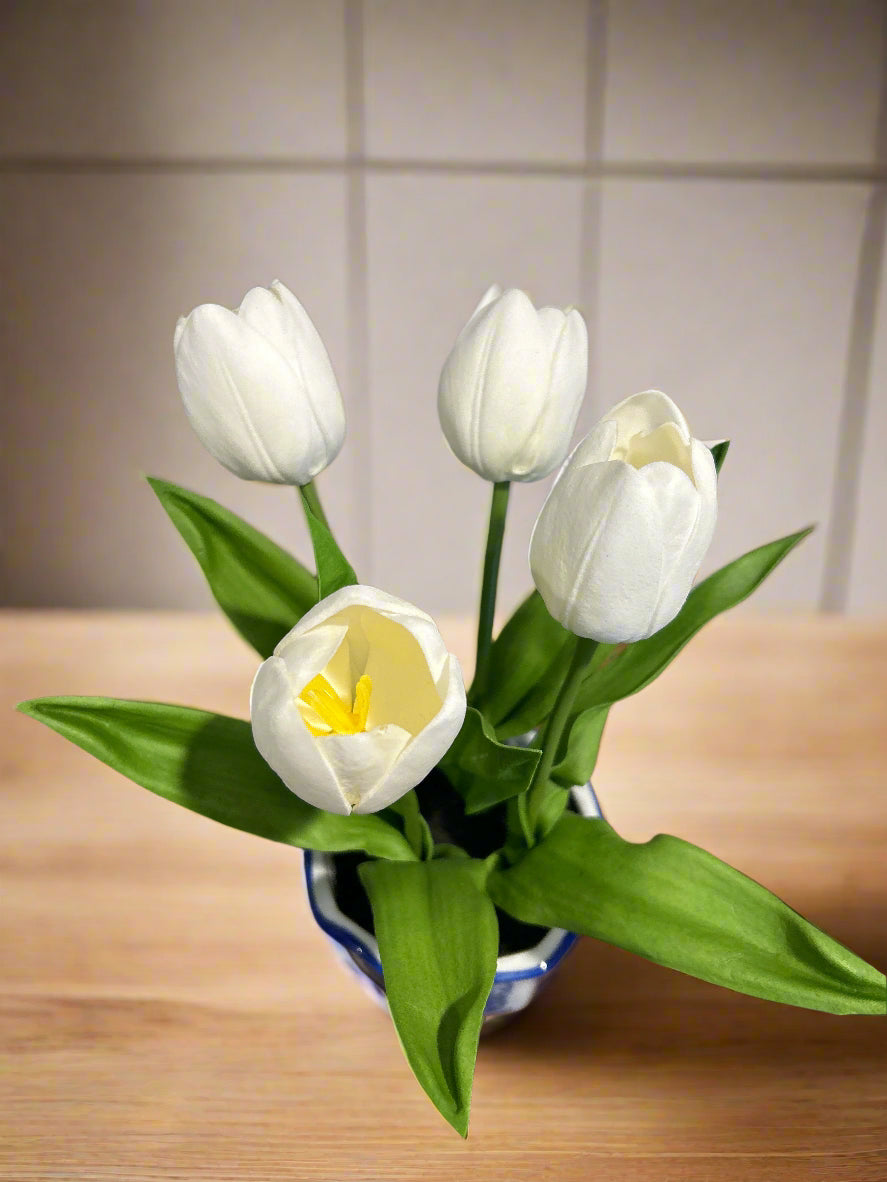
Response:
[19, 280, 886, 1138]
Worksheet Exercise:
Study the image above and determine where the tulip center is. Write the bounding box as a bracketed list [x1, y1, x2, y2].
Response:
[619, 422, 695, 484]
[298, 673, 373, 737]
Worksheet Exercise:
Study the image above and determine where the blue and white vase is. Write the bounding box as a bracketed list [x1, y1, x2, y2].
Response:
[303, 781, 602, 1033]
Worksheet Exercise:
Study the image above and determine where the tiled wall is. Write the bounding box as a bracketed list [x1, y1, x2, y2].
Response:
[2, 0, 886, 617]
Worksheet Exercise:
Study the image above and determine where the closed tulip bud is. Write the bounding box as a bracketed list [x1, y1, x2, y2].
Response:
[250, 586, 466, 816]
[174, 280, 345, 485]
[529, 390, 718, 644]
[438, 285, 588, 482]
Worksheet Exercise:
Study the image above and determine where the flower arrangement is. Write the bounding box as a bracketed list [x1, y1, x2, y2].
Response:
[19, 280, 886, 1137]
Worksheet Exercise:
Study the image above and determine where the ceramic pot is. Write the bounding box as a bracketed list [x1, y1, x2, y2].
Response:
[303, 781, 602, 1032]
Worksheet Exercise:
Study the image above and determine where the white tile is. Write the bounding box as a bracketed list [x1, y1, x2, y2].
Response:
[847, 234, 887, 611]
[0, 1, 346, 158]
[604, 0, 884, 166]
[1, 173, 358, 609]
[597, 180, 870, 607]
[364, 0, 589, 163]
[365, 173, 586, 619]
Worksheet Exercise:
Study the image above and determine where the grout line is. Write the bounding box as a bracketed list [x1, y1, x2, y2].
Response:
[819, 16, 887, 612]
[584, 1, 608, 166]
[819, 188, 887, 611]
[3, 155, 887, 184]
[579, 0, 609, 421]
[344, 0, 365, 164]
[343, 0, 373, 582]
[370, 159, 887, 184]
[0, 155, 345, 174]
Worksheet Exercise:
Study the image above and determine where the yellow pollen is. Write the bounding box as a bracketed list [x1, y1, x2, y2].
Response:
[298, 673, 373, 737]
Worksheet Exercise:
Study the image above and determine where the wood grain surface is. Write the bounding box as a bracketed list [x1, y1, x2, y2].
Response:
[1, 611, 885, 1181]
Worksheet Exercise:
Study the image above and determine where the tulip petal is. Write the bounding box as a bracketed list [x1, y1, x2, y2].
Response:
[686, 437, 719, 567]
[623, 422, 694, 481]
[288, 600, 445, 735]
[531, 460, 667, 644]
[470, 283, 503, 320]
[360, 611, 445, 734]
[239, 281, 346, 462]
[530, 390, 717, 645]
[643, 443, 717, 633]
[285, 584, 452, 686]
[374, 605, 451, 684]
[439, 290, 546, 482]
[637, 460, 706, 632]
[438, 286, 589, 483]
[250, 656, 350, 814]
[319, 724, 412, 810]
[175, 303, 329, 484]
[559, 417, 619, 472]
[607, 389, 691, 448]
[281, 583, 429, 641]
[510, 307, 588, 480]
[475, 291, 554, 480]
[275, 623, 350, 688]
[250, 584, 467, 817]
[546, 310, 588, 423]
[354, 654, 466, 814]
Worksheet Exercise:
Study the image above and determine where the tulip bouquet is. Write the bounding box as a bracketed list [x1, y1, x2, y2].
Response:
[19, 280, 885, 1137]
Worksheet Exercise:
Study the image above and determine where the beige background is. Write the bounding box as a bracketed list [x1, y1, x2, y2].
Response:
[2, 0, 886, 618]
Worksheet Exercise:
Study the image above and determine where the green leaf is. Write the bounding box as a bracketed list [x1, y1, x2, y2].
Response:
[476, 590, 573, 728]
[433, 843, 471, 861]
[555, 529, 812, 787]
[359, 858, 499, 1136]
[490, 813, 886, 1016]
[17, 697, 415, 862]
[495, 633, 579, 739]
[533, 782, 570, 841]
[148, 476, 316, 658]
[572, 527, 814, 723]
[709, 439, 730, 474]
[299, 485, 357, 598]
[440, 707, 540, 814]
[551, 704, 609, 788]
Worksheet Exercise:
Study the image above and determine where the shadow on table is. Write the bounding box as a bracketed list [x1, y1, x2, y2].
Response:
[481, 899, 887, 1072]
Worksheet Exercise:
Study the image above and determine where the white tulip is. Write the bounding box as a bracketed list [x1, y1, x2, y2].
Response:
[529, 390, 718, 644]
[250, 585, 466, 816]
[174, 280, 345, 484]
[438, 285, 588, 482]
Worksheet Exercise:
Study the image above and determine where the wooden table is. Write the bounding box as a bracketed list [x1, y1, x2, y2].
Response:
[1, 611, 885, 1181]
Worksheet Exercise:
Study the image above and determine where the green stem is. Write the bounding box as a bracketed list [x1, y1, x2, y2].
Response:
[471, 481, 510, 704]
[524, 635, 598, 839]
[299, 478, 330, 530]
[382, 791, 433, 860]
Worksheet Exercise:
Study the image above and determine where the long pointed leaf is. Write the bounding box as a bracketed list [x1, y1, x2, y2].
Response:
[149, 477, 316, 657]
[18, 697, 414, 861]
[490, 813, 886, 1015]
[558, 529, 814, 786]
[576, 528, 813, 717]
[359, 858, 498, 1136]
[577, 528, 813, 716]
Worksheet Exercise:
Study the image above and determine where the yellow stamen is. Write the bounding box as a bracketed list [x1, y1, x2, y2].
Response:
[352, 674, 372, 731]
[298, 673, 373, 737]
